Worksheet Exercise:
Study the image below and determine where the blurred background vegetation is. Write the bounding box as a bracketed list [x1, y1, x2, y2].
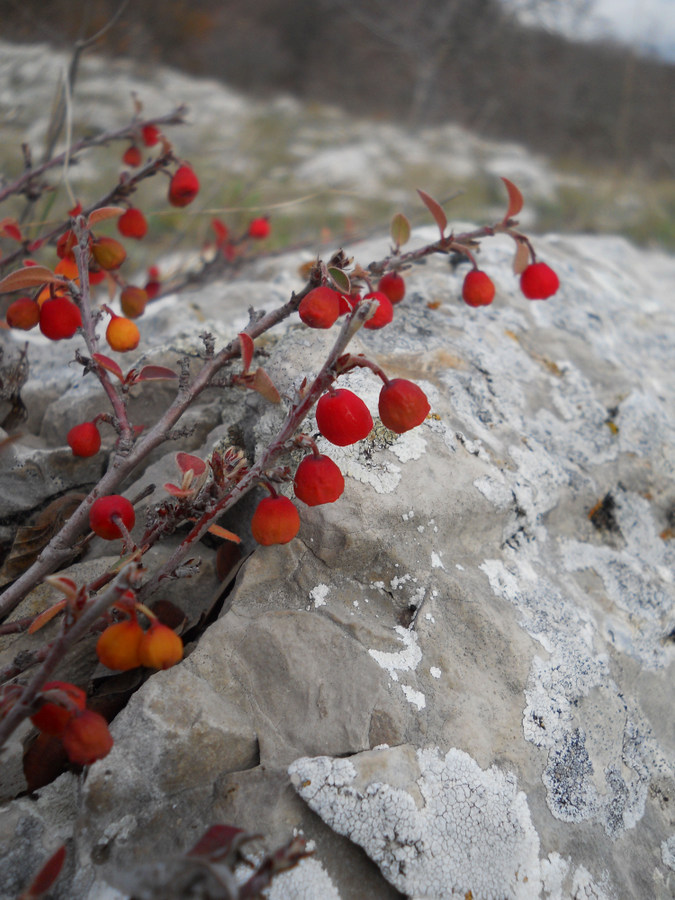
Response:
[2, 0, 675, 251]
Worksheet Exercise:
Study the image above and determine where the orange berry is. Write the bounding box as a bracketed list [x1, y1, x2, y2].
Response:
[520, 262, 559, 300]
[67, 421, 101, 457]
[106, 313, 140, 352]
[119, 285, 148, 319]
[30, 681, 86, 737]
[39, 297, 82, 340]
[89, 495, 135, 540]
[61, 709, 113, 765]
[91, 236, 127, 271]
[462, 270, 495, 307]
[138, 621, 183, 669]
[6, 296, 40, 330]
[248, 217, 270, 239]
[377, 272, 406, 304]
[298, 286, 341, 329]
[378, 379, 430, 434]
[96, 619, 144, 671]
[251, 495, 300, 545]
[117, 208, 148, 240]
[54, 257, 80, 280]
[168, 165, 199, 207]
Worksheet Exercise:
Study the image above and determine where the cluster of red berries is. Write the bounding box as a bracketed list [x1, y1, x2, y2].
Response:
[462, 261, 559, 307]
[96, 613, 183, 672]
[30, 681, 113, 766]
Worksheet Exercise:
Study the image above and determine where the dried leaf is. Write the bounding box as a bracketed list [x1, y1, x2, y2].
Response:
[512, 241, 530, 275]
[238, 333, 254, 373]
[417, 189, 447, 236]
[19, 844, 67, 899]
[207, 523, 242, 543]
[0, 267, 65, 294]
[135, 365, 178, 381]
[390, 212, 411, 247]
[328, 267, 350, 293]
[93, 353, 124, 381]
[501, 177, 524, 220]
[88, 206, 126, 226]
[251, 367, 281, 404]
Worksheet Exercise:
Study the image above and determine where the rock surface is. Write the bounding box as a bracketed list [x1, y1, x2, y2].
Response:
[1, 223, 674, 899]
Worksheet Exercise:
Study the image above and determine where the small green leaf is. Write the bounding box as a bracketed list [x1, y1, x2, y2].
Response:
[390, 212, 411, 247]
[328, 267, 351, 294]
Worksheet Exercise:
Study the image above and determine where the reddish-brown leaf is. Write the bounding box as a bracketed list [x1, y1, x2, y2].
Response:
[27, 599, 67, 634]
[251, 367, 281, 404]
[417, 189, 447, 236]
[0, 267, 65, 294]
[88, 206, 126, 226]
[92, 353, 124, 381]
[188, 825, 251, 861]
[163, 483, 194, 498]
[135, 365, 178, 381]
[19, 845, 67, 899]
[238, 333, 255, 373]
[501, 177, 524, 220]
[390, 212, 411, 247]
[512, 241, 530, 275]
[207, 523, 242, 543]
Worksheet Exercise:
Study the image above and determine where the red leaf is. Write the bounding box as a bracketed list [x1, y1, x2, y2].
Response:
[136, 365, 178, 381]
[20, 844, 66, 899]
[92, 353, 124, 381]
[207, 523, 242, 543]
[1, 218, 23, 242]
[176, 452, 207, 476]
[88, 206, 126, 226]
[417, 189, 447, 236]
[68, 202, 83, 217]
[0, 266, 65, 294]
[188, 825, 249, 861]
[163, 483, 194, 498]
[238, 333, 254, 373]
[501, 177, 524, 220]
[211, 218, 229, 245]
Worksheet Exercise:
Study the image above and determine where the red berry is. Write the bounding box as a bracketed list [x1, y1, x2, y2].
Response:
[96, 619, 144, 671]
[248, 217, 270, 239]
[122, 145, 142, 167]
[67, 421, 101, 457]
[520, 262, 559, 300]
[61, 709, 113, 766]
[138, 621, 183, 669]
[30, 681, 86, 737]
[6, 296, 40, 330]
[293, 454, 345, 506]
[462, 270, 495, 307]
[168, 165, 199, 207]
[39, 297, 82, 340]
[251, 495, 300, 545]
[118, 207, 148, 240]
[379, 379, 430, 434]
[363, 291, 394, 330]
[141, 124, 160, 147]
[377, 272, 406, 304]
[89, 495, 135, 540]
[316, 389, 373, 446]
[337, 292, 359, 315]
[298, 286, 341, 329]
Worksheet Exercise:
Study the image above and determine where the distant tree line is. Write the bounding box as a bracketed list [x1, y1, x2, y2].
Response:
[3, 0, 674, 173]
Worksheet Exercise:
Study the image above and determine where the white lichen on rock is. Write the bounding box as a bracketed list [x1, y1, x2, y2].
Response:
[289, 745, 542, 899]
[264, 857, 341, 900]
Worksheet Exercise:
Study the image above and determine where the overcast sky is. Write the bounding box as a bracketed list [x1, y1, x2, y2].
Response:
[506, 0, 675, 61]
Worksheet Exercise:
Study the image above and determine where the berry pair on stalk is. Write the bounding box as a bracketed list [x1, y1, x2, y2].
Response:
[30, 681, 113, 766]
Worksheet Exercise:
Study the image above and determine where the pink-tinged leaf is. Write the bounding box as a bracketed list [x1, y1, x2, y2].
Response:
[1, 218, 23, 242]
[328, 266, 350, 293]
[20, 844, 66, 899]
[417, 189, 447, 236]
[136, 365, 178, 381]
[88, 206, 126, 226]
[211, 218, 229, 244]
[207, 523, 242, 543]
[27, 599, 67, 634]
[238, 333, 254, 373]
[251, 367, 281, 404]
[176, 452, 207, 476]
[512, 241, 530, 275]
[0, 266, 65, 293]
[390, 212, 411, 247]
[501, 177, 524, 220]
[92, 353, 124, 381]
[163, 483, 194, 498]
